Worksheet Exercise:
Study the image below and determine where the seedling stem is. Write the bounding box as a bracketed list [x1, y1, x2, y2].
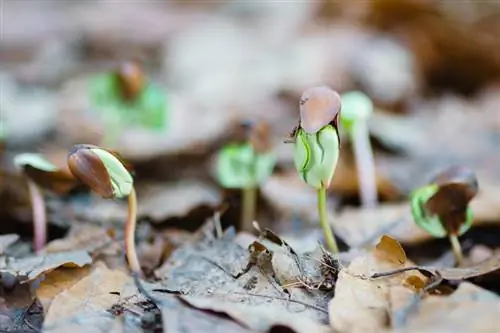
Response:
[448, 234, 463, 266]
[125, 187, 141, 274]
[318, 186, 338, 253]
[242, 186, 257, 233]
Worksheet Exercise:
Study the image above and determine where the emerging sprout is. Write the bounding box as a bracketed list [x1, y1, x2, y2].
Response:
[14, 153, 77, 252]
[340, 91, 377, 208]
[89, 60, 168, 145]
[67, 144, 141, 274]
[288, 86, 341, 253]
[410, 166, 478, 265]
[216, 121, 276, 233]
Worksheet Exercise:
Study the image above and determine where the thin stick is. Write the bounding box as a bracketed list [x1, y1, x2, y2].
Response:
[318, 186, 338, 253]
[351, 121, 377, 208]
[448, 234, 463, 266]
[125, 187, 141, 275]
[27, 179, 46, 252]
[241, 186, 257, 233]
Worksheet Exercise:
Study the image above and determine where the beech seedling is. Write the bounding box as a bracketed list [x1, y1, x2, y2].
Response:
[90, 60, 168, 144]
[67, 144, 141, 274]
[410, 165, 478, 265]
[14, 153, 77, 252]
[216, 121, 276, 233]
[340, 91, 377, 208]
[288, 86, 341, 253]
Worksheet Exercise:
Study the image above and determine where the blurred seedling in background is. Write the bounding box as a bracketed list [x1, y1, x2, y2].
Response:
[89, 60, 169, 145]
[14, 153, 78, 252]
[340, 91, 377, 208]
[288, 86, 341, 254]
[67, 144, 142, 275]
[410, 165, 478, 266]
[216, 121, 276, 233]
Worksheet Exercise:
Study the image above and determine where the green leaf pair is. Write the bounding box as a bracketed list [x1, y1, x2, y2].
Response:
[410, 184, 474, 238]
[293, 125, 340, 189]
[216, 143, 276, 189]
[90, 74, 168, 131]
[340, 91, 373, 132]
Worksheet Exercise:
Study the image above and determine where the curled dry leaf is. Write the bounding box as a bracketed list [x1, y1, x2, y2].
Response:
[0, 250, 92, 283]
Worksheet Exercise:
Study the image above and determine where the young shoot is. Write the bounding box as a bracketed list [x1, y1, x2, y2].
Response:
[14, 153, 77, 252]
[340, 91, 377, 208]
[216, 121, 276, 233]
[288, 86, 341, 254]
[410, 165, 478, 266]
[89, 60, 169, 145]
[67, 144, 141, 274]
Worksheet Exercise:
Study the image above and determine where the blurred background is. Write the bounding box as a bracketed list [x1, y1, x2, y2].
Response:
[2, 0, 500, 250]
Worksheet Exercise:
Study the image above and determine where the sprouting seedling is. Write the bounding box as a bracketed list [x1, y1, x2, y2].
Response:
[340, 91, 377, 209]
[410, 165, 478, 265]
[14, 153, 78, 252]
[216, 121, 276, 233]
[67, 144, 141, 274]
[89, 60, 169, 145]
[287, 86, 341, 254]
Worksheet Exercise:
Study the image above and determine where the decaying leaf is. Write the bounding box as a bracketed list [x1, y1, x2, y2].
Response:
[0, 234, 19, 255]
[396, 283, 500, 333]
[154, 227, 333, 333]
[44, 224, 118, 255]
[329, 235, 428, 333]
[0, 250, 92, 283]
[36, 266, 93, 314]
[43, 265, 132, 333]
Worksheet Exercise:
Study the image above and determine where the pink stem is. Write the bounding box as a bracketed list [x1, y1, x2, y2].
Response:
[27, 179, 46, 252]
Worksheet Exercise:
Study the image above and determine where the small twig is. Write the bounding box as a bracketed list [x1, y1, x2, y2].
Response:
[232, 291, 328, 314]
[371, 266, 422, 279]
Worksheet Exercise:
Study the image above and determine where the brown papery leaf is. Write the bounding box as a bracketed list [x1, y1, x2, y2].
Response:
[43, 265, 131, 333]
[24, 166, 79, 195]
[374, 235, 407, 265]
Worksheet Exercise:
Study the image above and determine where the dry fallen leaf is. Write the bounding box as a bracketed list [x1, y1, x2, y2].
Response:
[0, 250, 92, 283]
[43, 265, 132, 333]
[328, 235, 427, 333]
[395, 283, 500, 333]
[0, 234, 19, 255]
[154, 229, 332, 333]
[44, 224, 117, 255]
[35, 266, 93, 314]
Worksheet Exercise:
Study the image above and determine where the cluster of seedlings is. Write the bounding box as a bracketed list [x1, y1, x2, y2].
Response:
[13, 73, 480, 276]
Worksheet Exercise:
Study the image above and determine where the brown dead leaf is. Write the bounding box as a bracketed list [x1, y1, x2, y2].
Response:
[43, 265, 132, 333]
[374, 235, 407, 265]
[329, 236, 427, 333]
[36, 266, 93, 314]
[0, 250, 92, 283]
[396, 283, 500, 333]
[0, 234, 19, 255]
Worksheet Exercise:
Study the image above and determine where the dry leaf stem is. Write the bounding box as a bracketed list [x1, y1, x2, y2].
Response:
[126, 187, 141, 274]
[318, 186, 338, 253]
[351, 121, 377, 208]
[27, 179, 46, 252]
[449, 234, 463, 266]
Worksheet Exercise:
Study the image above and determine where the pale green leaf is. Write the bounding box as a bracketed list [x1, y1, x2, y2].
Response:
[90, 148, 133, 198]
[14, 153, 58, 172]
